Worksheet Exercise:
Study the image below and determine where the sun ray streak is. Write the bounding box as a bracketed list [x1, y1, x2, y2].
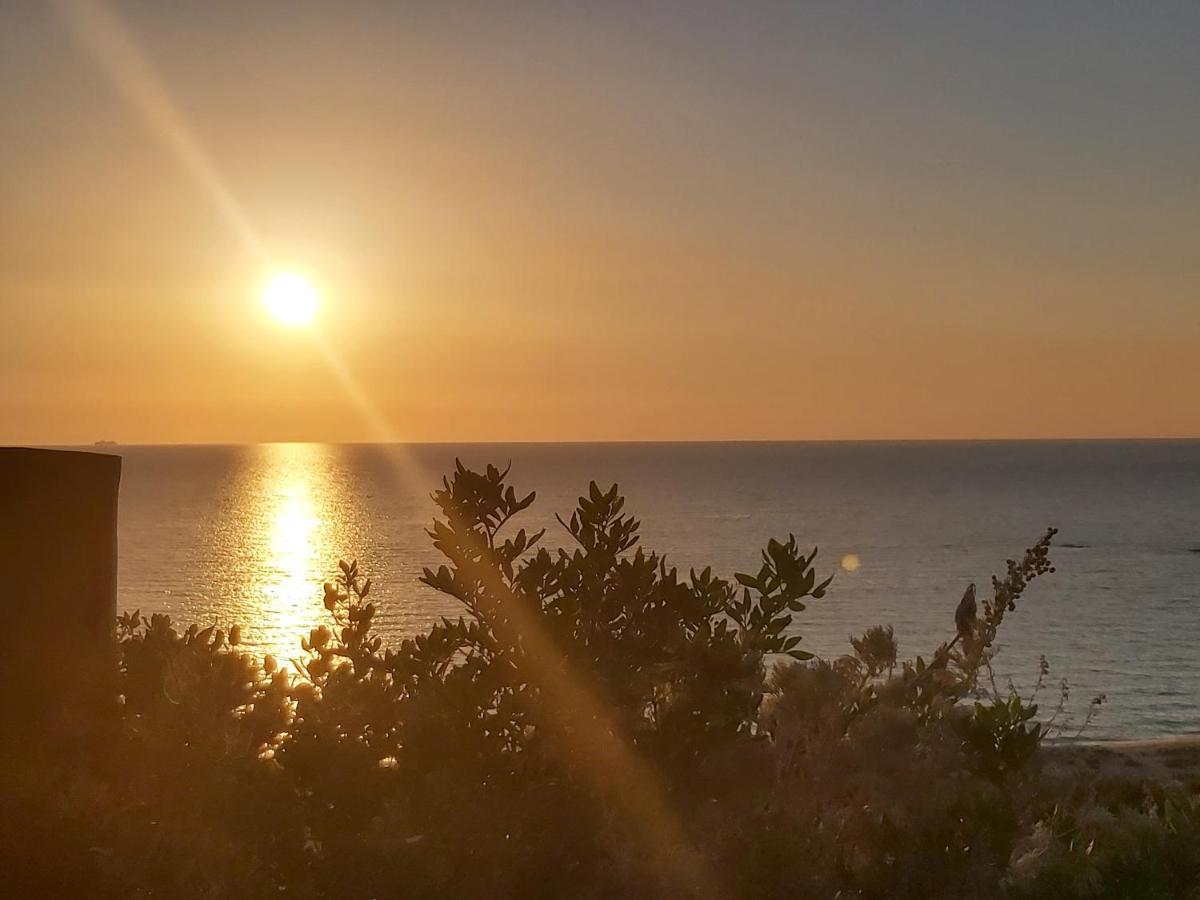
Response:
[53, 4, 712, 887]
[51, 0, 265, 259]
[299, 352, 716, 892]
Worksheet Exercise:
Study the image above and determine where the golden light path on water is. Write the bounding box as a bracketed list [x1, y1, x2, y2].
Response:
[256, 445, 328, 664]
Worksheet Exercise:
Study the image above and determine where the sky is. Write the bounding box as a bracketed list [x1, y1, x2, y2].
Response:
[2, 1, 1198, 443]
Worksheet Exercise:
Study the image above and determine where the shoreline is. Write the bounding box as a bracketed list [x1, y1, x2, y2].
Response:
[1045, 736, 1200, 786]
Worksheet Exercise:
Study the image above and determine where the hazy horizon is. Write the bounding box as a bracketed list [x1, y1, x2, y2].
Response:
[33, 436, 1200, 449]
[4, 1, 1198, 444]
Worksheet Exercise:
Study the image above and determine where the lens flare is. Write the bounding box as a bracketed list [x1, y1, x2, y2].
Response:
[53, 3, 707, 886]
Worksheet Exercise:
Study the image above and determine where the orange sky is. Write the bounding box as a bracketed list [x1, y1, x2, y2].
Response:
[2, 2, 1198, 443]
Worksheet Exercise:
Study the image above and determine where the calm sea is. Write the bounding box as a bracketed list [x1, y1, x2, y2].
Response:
[103, 441, 1199, 740]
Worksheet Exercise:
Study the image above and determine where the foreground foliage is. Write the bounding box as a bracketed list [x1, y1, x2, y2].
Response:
[3, 463, 1197, 898]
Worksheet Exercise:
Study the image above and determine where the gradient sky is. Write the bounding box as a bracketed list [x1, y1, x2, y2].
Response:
[2, 1, 1198, 443]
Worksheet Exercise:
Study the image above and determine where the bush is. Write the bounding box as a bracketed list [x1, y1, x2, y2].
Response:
[3, 462, 1196, 898]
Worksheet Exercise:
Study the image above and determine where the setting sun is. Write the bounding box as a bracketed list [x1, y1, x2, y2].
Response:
[262, 271, 319, 326]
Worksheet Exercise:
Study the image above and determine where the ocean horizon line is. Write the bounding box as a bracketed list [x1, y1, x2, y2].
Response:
[24, 435, 1200, 450]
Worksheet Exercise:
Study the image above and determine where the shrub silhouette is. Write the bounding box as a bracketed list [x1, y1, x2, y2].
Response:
[3, 462, 1198, 898]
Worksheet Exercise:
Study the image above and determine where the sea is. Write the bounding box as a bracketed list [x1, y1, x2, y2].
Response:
[102, 441, 1199, 741]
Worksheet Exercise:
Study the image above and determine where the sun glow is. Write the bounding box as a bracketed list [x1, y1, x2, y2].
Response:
[262, 271, 319, 326]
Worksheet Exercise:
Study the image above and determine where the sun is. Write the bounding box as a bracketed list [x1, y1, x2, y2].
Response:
[262, 271, 319, 326]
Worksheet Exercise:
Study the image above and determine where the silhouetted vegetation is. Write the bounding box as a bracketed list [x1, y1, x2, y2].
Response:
[3, 462, 1199, 897]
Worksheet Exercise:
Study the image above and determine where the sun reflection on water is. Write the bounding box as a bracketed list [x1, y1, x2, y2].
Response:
[245, 444, 336, 663]
[264, 483, 320, 649]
